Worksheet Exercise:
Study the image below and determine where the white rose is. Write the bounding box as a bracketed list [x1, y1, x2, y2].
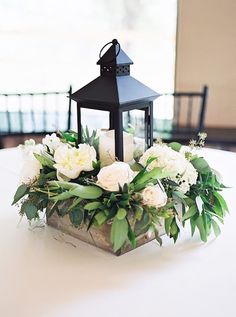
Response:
[142, 184, 167, 208]
[54, 143, 96, 180]
[97, 161, 134, 192]
[20, 158, 42, 184]
[139, 144, 187, 176]
[42, 133, 61, 151]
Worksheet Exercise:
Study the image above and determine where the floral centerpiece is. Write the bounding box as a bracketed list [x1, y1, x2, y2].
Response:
[13, 130, 228, 255]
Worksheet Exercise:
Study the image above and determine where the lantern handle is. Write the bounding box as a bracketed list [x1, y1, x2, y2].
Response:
[99, 39, 120, 62]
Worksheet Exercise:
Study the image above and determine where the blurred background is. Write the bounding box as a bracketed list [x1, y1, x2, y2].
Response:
[0, 0, 235, 149]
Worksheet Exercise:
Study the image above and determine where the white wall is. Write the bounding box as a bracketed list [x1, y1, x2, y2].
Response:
[176, 0, 236, 127]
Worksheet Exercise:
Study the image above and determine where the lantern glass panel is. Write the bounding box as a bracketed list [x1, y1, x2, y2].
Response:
[123, 110, 145, 137]
[81, 108, 109, 130]
[123, 108, 147, 140]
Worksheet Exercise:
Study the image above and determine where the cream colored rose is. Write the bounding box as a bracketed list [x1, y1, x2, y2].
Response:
[142, 184, 167, 208]
[97, 161, 134, 192]
[54, 143, 96, 180]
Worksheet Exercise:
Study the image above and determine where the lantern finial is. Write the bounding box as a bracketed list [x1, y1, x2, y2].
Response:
[112, 39, 118, 45]
[97, 39, 133, 77]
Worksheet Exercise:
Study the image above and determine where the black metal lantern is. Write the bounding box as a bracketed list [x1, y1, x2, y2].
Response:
[70, 39, 159, 161]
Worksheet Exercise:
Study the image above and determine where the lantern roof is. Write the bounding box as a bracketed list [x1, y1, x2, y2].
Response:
[70, 39, 159, 107]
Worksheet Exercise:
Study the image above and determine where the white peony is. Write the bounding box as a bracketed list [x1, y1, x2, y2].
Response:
[97, 161, 135, 192]
[142, 184, 167, 208]
[54, 143, 96, 180]
[42, 133, 61, 151]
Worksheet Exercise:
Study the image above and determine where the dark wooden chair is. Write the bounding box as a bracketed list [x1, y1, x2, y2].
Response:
[154, 85, 208, 143]
[0, 86, 72, 148]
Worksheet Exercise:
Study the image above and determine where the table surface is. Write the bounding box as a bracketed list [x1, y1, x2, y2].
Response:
[0, 147, 236, 317]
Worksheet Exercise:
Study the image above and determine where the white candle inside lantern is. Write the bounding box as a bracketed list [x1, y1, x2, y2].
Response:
[99, 130, 134, 166]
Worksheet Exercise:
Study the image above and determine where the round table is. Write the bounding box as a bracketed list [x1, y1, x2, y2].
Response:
[0, 147, 235, 317]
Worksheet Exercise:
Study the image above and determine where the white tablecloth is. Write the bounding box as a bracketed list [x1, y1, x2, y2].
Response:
[0, 147, 235, 317]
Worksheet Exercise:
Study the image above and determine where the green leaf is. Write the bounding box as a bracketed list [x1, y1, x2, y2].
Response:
[134, 213, 150, 236]
[34, 153, 54, 168]
[185, 197, 195, 207]
[173, 191, 188, 199]
[109, 193, 117, 203]
[134, 205, 143, 221]
[170, 219, 179, 243]
[45, 171, 57, 179]
[50, 191, 74, 201]
[37, 174, 47, 186]
[94, 212, 107, 226]
[60, 131, 77, 142]
[69, 208, 84, 227]
[168, 142, 182, 152]
[195, 196, 204, 213]
[110, 217, 128, 252]
[191, 157, 210, 174]
[116, 208, 127, 220]
[86, 211, 96, 231]
[195, 215, 207, 242]
[48, 181, 78, 190]
[146, 156, 158, 166]
[164, 216, 173, 235]
[21, 202, 38, 220]
[212, 219, 221, 237]
[134, 179, 156, 192]
[154, 229, 163, 246]
[214, 192, 229, 212]
[166, 179, 179, 187]
[56, 201, 69, 217]
[213, 197, 224, 218]
[127, 222, 136, 248]
[182, 205, 197, 221]
[190, 217, 196, 236]
[12, 184, 29, 205]
[135, 167, 166, 185]
[84, 201, 102, 211]
[130, 162, 143, 172]
[70, 185, 103, 199]
[170, 220, 178, 236]
[68, 197, 82, 211]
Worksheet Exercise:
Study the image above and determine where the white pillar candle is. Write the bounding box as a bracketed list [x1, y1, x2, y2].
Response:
[99, 130, 134, 166]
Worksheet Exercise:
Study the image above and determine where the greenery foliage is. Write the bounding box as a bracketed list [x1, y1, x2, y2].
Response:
[13, 131, 229, 253]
